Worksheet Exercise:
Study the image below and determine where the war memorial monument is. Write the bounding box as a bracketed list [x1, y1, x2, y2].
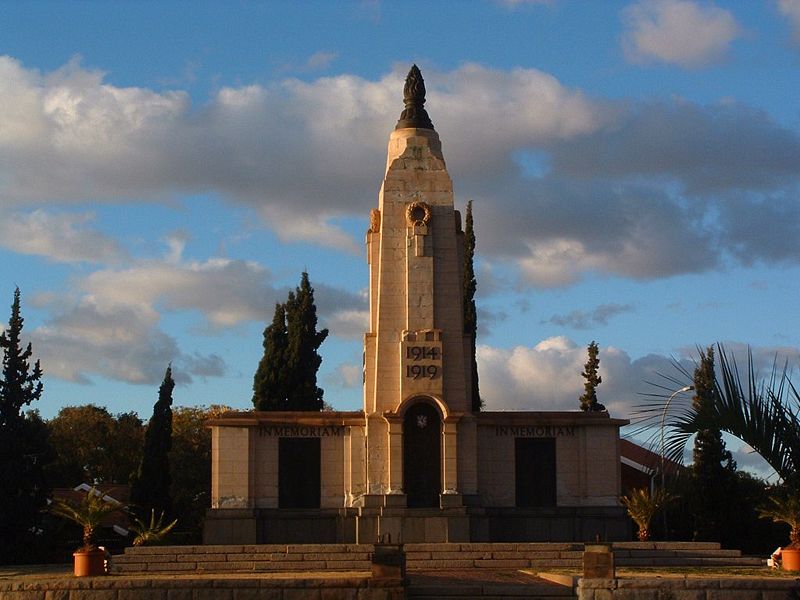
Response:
[204, 66, 628, 545]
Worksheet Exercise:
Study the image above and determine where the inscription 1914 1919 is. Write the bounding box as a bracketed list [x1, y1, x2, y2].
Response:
[405, 344, 441, 380]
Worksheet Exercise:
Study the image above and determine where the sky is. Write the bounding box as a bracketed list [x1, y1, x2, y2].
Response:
[1, 1, 799, 473]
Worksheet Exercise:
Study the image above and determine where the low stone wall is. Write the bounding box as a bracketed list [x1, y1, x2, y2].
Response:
[0, 574, 404, 600]
[578, 576, 800, 600]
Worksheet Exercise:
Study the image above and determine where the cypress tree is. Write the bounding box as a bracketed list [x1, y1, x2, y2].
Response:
[579, 341, 605, 411]
[252, 303, 288, 410]
[285, 272, 328, 411]
[0, 288, 43, 422]
[130, 365, 174, 518]
[0, 287, 51, 563]
[690, 346, 736, 541]
[463, 201, 482, 411]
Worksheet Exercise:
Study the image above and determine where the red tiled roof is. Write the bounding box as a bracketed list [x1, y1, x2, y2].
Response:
[620, 439, 682, 475]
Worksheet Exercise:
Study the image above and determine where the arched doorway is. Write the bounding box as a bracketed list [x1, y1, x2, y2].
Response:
[403, 401, 441, 508]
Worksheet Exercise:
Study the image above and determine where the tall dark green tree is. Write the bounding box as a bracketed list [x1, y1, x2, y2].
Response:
[579, 341, 605, 411]
[0, 287, 51, 563]
[285, 272, 328, 411]
[690, 346, 737, 541]
[252, 272, 328, 411]
[0, 288, 43, 423]
[252, 303, 289, 410]
[463, 201, 482, 412]
[130, 365, 174, 518]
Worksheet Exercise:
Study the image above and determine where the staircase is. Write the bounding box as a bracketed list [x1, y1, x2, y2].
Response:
[111, 541, 762, 574]
[111, 543, 373, 574]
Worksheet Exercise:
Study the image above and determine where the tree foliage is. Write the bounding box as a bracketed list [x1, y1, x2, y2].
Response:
[253, 303, 288, 410]
[759, 490, 800, 548]
[169, 405, 229, 542]
[636, 343, 800, 550]
[130, 365, 174, 518]
[463, 201, 482, 412]
[690, 346, 737, 541]
[46, 405, 143, 486]
[253, 272, 328, 411]
[653, 344, 800, 485]
[0, 287, 52, 563]
[0, 288, 43, 422]
[579, 341, 605, 411]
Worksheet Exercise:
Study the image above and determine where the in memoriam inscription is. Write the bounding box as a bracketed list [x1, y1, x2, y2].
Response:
[495, 425, 575, 437]
[258, 425, 344, 438]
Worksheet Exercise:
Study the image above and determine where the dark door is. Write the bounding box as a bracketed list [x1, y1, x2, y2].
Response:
[403, 402, 441, 508]
[278, 437, 321, 508]
[515, 437, 557, 507]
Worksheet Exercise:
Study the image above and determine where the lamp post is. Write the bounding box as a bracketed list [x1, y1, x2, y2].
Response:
[660, 384, 694, 539]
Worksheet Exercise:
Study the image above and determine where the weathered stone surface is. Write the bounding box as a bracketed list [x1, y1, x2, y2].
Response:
[118, 590, 166, 600]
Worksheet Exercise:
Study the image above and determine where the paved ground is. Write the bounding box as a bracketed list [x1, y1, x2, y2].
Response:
[407, 569, 576, 598]
[409, 569, 555, 586]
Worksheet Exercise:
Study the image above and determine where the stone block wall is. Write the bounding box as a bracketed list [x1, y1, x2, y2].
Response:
[578, 577, 800, 600]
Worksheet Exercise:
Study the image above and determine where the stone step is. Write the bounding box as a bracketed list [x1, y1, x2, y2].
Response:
[110, 542, 763, 574]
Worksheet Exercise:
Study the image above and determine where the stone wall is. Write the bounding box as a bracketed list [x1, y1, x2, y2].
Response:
[578, 577, 800, 600]
[0, 575, 403, 600]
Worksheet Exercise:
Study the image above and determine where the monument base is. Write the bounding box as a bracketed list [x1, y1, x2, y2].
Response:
[203, 505, 630, 544]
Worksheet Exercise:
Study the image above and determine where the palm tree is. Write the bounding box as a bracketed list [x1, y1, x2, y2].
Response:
[49, 487, 122, 551]
[637, 344, 800, 485]
[621, 488, 673, 541]
[759, 492, 800, 548]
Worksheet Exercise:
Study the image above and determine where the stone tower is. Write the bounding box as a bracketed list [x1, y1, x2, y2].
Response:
[362, 65, 477, 509]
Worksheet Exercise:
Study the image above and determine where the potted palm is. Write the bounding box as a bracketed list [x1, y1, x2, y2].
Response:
[759, 491, 800, 571]
[49, 487, 122, 576]
[620, 488, 673, 542]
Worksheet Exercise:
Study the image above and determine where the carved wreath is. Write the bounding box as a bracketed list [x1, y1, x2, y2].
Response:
[406, 201, 431, 227]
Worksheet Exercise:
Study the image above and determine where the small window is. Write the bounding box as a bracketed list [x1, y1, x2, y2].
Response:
[515, 437, 556, 508]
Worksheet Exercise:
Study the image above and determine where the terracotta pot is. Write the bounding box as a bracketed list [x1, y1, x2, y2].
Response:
[782, 547, 800, 571]
[73, 548, 106, 577]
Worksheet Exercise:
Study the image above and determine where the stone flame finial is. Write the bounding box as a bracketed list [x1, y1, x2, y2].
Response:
[395, 64, 434, 130]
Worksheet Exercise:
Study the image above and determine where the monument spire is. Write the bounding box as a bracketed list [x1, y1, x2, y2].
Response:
[395, 64, 434, 130]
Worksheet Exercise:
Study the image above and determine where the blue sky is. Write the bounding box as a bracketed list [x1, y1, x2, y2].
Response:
[1, 1, 799, 472]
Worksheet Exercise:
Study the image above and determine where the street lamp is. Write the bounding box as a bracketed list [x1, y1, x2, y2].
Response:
[660, 384, 694, 539]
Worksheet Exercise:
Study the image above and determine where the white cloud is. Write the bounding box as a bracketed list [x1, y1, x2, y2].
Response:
[305, 51, 338, 71]
[32, 300, 197, 384]
[325, 362, 362, 390]
[0, 209, 125, 263]
[80, 257, 273, 329]
[27, 243, 367, 385]
[622, 0, 741, 68]
[478, 337, 683, 417]
[2, 57, 800, 289]
[326, 309, 369, 340]
[544, 303, 635, 329]
[0, 57, 602, 250]
[778, 0, 800, 43]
